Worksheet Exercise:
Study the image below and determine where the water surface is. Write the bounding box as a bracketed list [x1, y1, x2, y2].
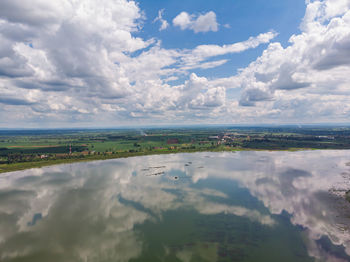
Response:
[0, 151, 350, 262]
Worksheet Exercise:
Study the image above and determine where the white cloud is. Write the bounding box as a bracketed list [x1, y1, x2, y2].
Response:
[1, 0, 349, 126]
[181, 31, 277, 67]
[229, 0, 350, 123]
[0, 0, 69, 26]
[176, 73, 226, 110]
[172, 11, 192, 30]
[0, 0, 151, 125]
[173, 11, 218, 33]
[153, 9, 169, 31]
[0, 0, 276, 126]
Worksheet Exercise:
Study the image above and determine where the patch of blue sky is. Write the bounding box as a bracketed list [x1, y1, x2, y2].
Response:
[186, 46, 269, 78]
[136, 0, 306, 76]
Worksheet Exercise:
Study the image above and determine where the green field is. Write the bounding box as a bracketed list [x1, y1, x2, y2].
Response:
[1, 126, 350, 174]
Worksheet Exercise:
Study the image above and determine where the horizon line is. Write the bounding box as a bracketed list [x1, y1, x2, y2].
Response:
[1, 123, 350, 130]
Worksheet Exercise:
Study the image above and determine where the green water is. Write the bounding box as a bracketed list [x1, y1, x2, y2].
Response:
[0, 151, 349, 261]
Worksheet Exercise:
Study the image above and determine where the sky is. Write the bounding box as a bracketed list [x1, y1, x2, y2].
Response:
[0, 0, 350, 128]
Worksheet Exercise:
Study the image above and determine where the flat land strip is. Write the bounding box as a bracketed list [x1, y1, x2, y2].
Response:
[1, 126, 350, 174]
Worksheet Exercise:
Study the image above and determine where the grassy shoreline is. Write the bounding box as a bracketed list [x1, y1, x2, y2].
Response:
[0, 146, 334, 174]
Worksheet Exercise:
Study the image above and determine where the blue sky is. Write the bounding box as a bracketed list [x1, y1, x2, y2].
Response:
[138, 0, 306, 77]
[0, 0, 350, 127]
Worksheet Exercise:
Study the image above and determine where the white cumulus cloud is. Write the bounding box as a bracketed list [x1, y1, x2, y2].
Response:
[173, 11, 218, 33]
[1, 0, 349, 126]
[153, 9, 169, 31]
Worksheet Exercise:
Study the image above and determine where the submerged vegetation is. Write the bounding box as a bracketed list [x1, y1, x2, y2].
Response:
[1, 126, 350, 174]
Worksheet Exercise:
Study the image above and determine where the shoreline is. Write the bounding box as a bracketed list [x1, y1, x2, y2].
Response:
[0, 147, 345, 175]
[1, 147, 350, 204]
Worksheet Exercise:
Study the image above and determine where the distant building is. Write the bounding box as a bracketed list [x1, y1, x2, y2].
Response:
[167, 138, 179, 144]
[208, 136, 219, 140]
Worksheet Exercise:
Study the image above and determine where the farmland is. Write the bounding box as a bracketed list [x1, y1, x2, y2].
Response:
[1, 126, 350, 173]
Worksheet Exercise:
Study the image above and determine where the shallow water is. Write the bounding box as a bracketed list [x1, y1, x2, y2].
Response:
[0, 151, 350, 262]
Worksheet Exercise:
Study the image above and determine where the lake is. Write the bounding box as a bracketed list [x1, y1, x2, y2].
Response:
[0, 151, 350, 262]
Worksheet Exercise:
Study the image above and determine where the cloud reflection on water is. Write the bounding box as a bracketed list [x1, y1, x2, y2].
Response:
[0, 151, 349, 261]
